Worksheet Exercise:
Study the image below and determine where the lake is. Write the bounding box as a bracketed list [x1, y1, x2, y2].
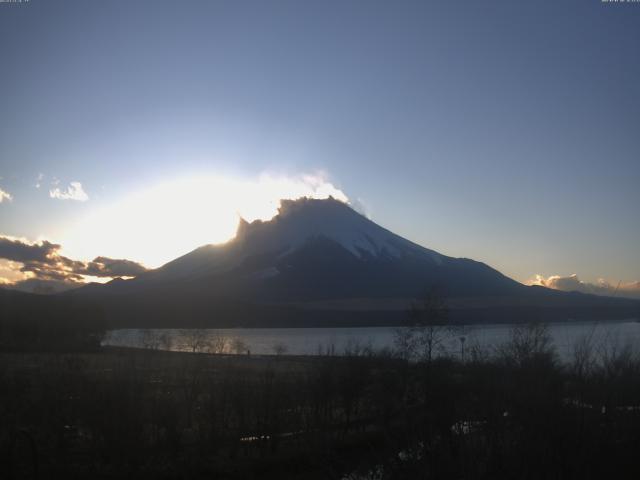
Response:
[102, 319, 640, 362]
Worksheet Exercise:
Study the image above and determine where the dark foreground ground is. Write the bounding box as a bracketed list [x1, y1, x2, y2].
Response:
[2, 334, 640, 480]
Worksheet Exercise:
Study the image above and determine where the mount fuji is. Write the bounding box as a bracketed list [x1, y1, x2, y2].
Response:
[75, 197, 639, 327]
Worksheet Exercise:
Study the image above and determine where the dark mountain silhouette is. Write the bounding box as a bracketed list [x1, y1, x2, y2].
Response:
[116, 197, 523, 298]
[62, 197, 639, 327]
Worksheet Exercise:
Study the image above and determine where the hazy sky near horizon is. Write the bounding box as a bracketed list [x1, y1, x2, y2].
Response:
[0, 0, 639, 288]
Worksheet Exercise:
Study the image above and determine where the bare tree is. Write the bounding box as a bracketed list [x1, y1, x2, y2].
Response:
[141, 330, 161, 350]
[272, 342, 288, 356]
[497, 322, 556, 367]
[159, 332, 173, 351]
[232, 338, 248, 355]
[571, 332, 598, 379]
[396, 286, 452, 363]
[393, 325, 418, 360]
[207, 333, 228, 354]
[183, 329, 208, 353]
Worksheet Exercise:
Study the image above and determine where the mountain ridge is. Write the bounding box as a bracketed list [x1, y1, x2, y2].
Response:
[62, 197, 639, 327]
[104, 196, 523, 299]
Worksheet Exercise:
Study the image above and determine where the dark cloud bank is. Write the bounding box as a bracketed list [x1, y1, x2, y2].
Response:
[0, 236, 147, 294]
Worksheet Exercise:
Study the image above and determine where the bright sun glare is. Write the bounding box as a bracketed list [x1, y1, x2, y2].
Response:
[60, 173, 348, 269]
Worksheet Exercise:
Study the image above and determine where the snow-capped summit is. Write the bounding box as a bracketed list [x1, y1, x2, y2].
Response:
[234, 196, 443, 263]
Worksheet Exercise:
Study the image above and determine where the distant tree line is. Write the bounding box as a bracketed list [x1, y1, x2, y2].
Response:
[0, 290, 105, 352]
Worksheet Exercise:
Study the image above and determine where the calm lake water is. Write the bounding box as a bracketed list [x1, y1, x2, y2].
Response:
[103, 319, 640, 362]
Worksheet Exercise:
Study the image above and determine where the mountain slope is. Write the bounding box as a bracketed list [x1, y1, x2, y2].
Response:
[113, 197, 524, 299]
[72, 197, 639, 327]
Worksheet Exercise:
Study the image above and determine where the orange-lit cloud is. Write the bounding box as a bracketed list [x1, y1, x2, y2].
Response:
[529, 273, 640, 299]
[0, 235, 147, 294]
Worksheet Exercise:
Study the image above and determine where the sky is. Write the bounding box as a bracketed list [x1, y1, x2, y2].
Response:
[0, 0, 638, 296]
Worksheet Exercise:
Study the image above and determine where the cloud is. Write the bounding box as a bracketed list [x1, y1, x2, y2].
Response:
[0, 259, 27, 283]
[0, 236, 60, 263]
[0, 235, 148, 293]
[49, 181, 89, 201]
[35, 173, 44, 189]
[0, 187, 13, 203]
[0, 259, 81, 294]
[529, 273, 640, 300]
[83, 256, 149, 277]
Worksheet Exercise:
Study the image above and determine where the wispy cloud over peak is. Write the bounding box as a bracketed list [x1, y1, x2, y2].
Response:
[50, 181, 89, 201]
